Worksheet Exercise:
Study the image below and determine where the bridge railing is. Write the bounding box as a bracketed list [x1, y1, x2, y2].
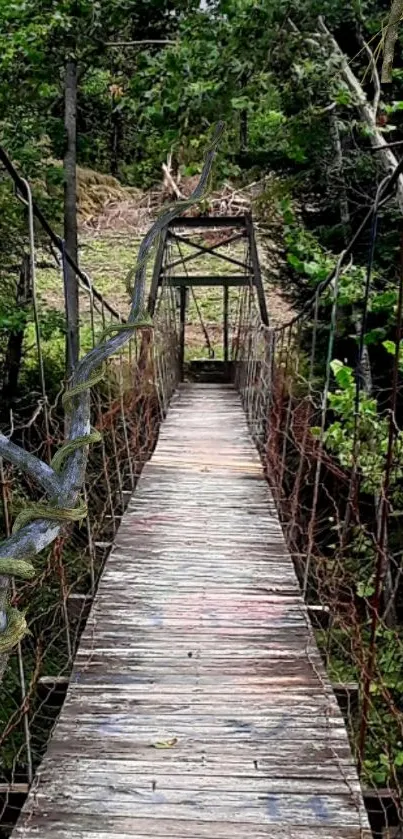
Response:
[0, 186, 181, 832]
[0, 259, 179, 820]
[233, 196, 403, 831]
[0, 125, 224, 833]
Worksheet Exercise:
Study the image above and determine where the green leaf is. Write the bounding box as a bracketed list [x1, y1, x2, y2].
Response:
[230, 96, 252, 111]
[357, 581, 375, 598]
[383, 340, 396, 356]
[335, 87, 352, 106]
[152, 737, 178, 749]
[385, 100, 403, 113]
[330, 360, 353, 389]
[287, 252, 304, 272]
[302, 260, 321, 277]
[371, 290, 396, 312]
[364, 328, 386, 345]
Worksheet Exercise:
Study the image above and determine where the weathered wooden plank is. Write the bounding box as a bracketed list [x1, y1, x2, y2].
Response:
[62, 698, 339, 716]
[12, 384, 367, 839]
[28, 791, 368, 827]
[46, 737, 356, 764]
[37, 766, 362, 796]
[38, 756, 360, 782]
[14, 816, 373, 839]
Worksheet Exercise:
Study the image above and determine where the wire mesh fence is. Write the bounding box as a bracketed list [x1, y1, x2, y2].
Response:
[233, 212, 403, 835]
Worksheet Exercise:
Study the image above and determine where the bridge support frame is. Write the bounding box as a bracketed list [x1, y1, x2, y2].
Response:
[148, 213, 268, 382]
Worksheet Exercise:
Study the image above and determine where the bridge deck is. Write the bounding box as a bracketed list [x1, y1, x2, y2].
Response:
[15, 384, 369, 839]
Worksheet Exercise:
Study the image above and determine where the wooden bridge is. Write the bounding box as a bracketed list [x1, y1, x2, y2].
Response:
[2, 185, 400, 839]
[13, 384, 369, 839]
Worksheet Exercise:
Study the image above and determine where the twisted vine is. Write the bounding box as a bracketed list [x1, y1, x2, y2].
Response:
[0, 122, 224, 655]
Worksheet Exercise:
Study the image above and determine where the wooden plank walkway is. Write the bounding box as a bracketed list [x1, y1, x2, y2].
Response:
[14, 384, 370, 839]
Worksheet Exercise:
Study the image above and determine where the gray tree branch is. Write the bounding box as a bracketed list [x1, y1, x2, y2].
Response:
[0, 434, 62, 498]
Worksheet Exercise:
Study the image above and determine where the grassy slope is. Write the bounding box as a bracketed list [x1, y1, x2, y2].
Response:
[35, 183, 291, 365]
[36, 230, 249, 361]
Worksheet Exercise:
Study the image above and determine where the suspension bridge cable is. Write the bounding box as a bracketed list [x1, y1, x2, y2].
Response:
[344, 176, 387, 530]
[173, 236, 215, 359]
[0, 145, 122, 322]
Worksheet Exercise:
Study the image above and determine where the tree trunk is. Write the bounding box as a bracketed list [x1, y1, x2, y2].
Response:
[110, 99, 122, 178]
[381, 0, 403, 83]
[1, 254, 31, 408]
[239, 72, 248, 153]
[318, 18, 403, 213]
[329, 108, 351, 238]
[64, 57, 79, 372]
[240, 111, 248, 153]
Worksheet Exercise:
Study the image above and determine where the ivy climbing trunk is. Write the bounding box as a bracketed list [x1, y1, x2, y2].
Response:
[64, 57, 79, 373]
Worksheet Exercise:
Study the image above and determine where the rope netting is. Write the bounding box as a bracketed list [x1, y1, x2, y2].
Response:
[0, 126, 224, 835]
[234, 186, 403, 833]
[0, 224, 180, 836]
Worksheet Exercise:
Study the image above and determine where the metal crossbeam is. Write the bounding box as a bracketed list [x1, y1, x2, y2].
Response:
[149, 213, 269, 380]
[168, 215, 247, 228]
[166, 275, 253, 287]
[165, 232, 246, 272]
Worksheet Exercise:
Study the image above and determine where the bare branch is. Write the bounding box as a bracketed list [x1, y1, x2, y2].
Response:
[361, 37, 381, 115]
[287, 18, 299, 33]
[162, 162, 185, 199]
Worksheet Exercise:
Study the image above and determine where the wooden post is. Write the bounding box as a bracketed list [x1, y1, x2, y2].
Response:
[179, 286, 187, 382]
[64, 57, 79, 372]
[244, 214, 269, 326]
